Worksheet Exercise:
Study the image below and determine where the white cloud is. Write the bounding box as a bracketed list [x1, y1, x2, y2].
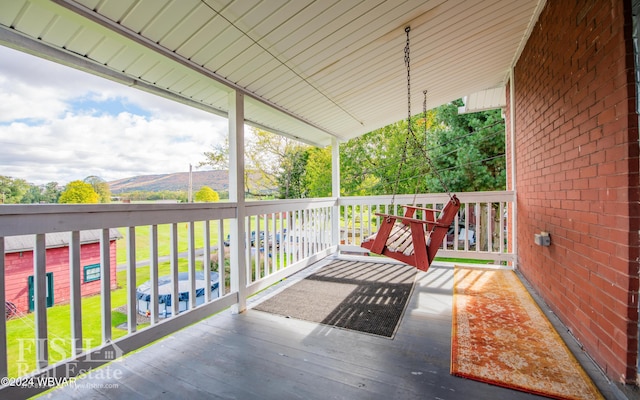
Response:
[0, 46, 228, 185]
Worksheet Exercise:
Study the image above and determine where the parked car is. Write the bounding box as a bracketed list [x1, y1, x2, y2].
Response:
[447, 223, 476, 246]
[223, 231, 271, 247]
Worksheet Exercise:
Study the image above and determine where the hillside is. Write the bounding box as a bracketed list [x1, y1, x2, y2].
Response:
[109, 170, 229, 193]
[108, 170, 274, 194]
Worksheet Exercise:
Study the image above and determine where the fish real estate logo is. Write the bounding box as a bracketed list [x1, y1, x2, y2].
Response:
[4, 338, 125, 391]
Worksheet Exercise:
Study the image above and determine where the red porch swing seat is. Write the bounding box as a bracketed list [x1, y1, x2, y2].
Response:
[361, 195, 461, 271]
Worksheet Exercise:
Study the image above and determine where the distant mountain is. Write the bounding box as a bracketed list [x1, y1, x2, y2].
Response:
[108, 170, 275, 194]
[109, 170, 229, 193]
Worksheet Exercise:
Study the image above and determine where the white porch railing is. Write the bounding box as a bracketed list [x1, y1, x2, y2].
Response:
[338, 191, 515, 263]
[0, 191, 514, 397]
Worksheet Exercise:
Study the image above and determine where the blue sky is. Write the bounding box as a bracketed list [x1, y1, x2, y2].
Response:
[0, 45, 228, 186]
[69, 95, 152, 119]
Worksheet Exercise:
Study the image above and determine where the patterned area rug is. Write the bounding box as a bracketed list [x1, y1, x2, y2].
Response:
[253, 260, 416, 338]
[451, 267, 603, 400]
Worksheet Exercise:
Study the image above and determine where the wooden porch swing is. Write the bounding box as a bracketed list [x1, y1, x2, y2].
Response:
[360, 27, 461, 272]
[361, 196, 460, 271]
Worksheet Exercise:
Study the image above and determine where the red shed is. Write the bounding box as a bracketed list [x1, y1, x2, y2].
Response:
[4, 229, 122, 315]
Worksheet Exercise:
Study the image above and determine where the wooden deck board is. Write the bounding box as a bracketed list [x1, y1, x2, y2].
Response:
[42, 258, 582, 400]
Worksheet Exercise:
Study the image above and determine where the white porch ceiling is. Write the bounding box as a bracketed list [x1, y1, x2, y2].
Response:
[0, 0, 543, 147]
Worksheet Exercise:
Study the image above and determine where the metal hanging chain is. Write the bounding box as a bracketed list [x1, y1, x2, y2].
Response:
[390, 26, 413, 211]
[411, 89, 429, 206]
[405, 26, 412, 134]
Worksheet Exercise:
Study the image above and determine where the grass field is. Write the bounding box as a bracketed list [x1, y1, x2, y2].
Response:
[115, 221, 230, 264]
[6, 258, 198, 378]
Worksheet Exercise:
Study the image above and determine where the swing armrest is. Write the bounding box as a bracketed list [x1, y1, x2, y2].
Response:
[402, 205, 440, 213]
[373, 213, 450, 228]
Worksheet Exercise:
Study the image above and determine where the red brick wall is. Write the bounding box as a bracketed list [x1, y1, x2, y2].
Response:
[508, 0, 638, 383]
[5, 241, 119, 314]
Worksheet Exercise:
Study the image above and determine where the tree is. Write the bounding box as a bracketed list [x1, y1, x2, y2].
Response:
[305, 147, 332, 197]
[245, 129, 290, 196]
[195, 186, 219, 202]
[199, 128, 305, 198]
[20, 185, 43, 204]
[340, 120, 421, 196]
[42, 182, 62, 203]
[59, 181, 100, 204]
[84, 176, 111, 203]
[277, 145, 310, 198]
[423, 102, 505, 192]
[0, 176, 30, 204]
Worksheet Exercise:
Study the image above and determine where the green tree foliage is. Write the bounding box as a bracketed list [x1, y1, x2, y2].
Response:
[245, 129, 287, 196]
[199, 128, 286, 197]
[339, 102, 505, 195]
[59, 180, 100, 204]
[20, 185, 43, 204]
[42, 182, 62, 203]
[0, 178, 61, 204]
[194, 186, 220, 202]
[340, 121, 414, 196]
[0, 176, 30, 204]
[305, 147, 332, 197]
[277, 145, 309, 198]
[84, 175, 111, 203]
[422, 102, 505, 192]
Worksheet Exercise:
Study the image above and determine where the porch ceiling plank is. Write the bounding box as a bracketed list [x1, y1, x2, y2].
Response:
[125, 53, 162, 79]
[117, 0, 170, 34]
[291, 1, 424, 78]
[41, 12, 82, 47]
[233, 57, 282, 91]
[255, 0, 342, 53]
[180, 78, 228, 101]
[155, 67, 188, 89]
[231, 0, 290, 34]
[88, 37, 127, 65]
[13, 1, 56, 38]
[142, 60, 176, 84]
[137, 1, 198, 44]
[171, 75, 200, 94]
[244, 63, 300, 98]
[171, 14, 222, 59]
[0, 0, 26, 26]
[0, 0, 543, 145]
[243, 0, 310, 45]
[264, 0, 364, 62]
[195, 26, 246, 69]
[209, 36, 260, 76]
[156, 3, 213, 51]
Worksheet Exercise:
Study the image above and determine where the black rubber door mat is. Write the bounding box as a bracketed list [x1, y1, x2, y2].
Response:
[253, 260, 417, 338]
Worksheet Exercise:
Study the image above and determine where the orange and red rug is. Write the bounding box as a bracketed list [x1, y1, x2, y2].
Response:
[451, 267, 603, 400]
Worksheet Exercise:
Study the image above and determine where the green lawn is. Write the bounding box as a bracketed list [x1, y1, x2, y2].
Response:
[116, 221, 229, 264]
[6, 258, 201, 378]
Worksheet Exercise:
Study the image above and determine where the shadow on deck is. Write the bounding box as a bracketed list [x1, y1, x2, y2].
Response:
[42, 256, 615, 400]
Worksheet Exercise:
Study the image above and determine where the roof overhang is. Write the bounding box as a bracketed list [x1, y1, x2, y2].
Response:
[0, 0, 545, 146]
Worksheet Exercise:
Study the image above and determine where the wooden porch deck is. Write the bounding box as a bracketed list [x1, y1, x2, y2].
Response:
[43, 256, 613, 400]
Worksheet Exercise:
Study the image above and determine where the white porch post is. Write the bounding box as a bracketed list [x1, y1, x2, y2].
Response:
[331, 137, 341, 247]
[229, 90, 247, 313]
